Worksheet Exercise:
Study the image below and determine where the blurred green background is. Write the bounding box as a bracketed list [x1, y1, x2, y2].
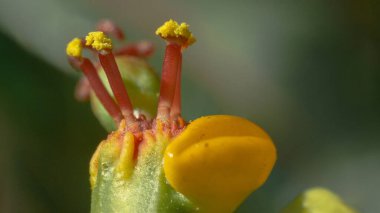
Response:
[0, 0, 379, 212]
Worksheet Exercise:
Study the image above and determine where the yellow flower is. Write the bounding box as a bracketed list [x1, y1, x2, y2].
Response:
[66, 19, 276, 213]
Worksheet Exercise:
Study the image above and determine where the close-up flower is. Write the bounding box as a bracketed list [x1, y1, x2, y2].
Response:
[0, 1, 379, 212]
[66, 19, 276, 212]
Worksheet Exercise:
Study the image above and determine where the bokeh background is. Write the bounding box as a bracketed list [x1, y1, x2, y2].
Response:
[0, 0, 379, 212]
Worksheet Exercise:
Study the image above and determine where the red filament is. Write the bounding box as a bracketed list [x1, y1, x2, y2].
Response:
[79, 58, 123, 124]
[170, 52, 182, 119]
[98, 52, 135, 123]
[157, 43, 182, 120]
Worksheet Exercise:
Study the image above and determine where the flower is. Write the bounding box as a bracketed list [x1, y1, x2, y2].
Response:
[66, 19, 276, 213]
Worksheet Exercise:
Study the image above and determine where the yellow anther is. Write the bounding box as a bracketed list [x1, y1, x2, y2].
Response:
[174, 23, 191, 39]
[66, 38, 83, 58]
[85, 31, 113, 51]
[156, 19, 196, 47]
[156, 19, 179, 38]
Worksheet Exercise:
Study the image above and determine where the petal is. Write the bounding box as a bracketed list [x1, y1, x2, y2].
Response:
[164, 115, 276, 212]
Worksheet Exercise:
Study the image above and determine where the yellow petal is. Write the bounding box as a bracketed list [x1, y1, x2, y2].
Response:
[164, 115, 277, 212]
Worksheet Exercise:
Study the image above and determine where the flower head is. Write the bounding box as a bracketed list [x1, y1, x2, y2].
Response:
[66, 19, 276, 212]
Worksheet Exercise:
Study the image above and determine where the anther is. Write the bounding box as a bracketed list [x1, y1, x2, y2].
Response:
[155, 20, 195, 121]
[66, 38, 83, 58]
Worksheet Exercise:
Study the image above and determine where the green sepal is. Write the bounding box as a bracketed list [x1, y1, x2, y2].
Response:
[90, 132, 196, 213]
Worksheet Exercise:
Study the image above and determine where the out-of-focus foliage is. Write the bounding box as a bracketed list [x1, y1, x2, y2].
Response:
[0, 32, 98, 212]
[0, 0, 379, 212]
[283, 187, 356, 213]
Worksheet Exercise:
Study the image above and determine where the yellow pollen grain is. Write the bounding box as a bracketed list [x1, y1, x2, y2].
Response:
[85, 31, 113, 51]
[66, 38, 83, 58]
[155, 19, 196, 47]
[174, 23, 191, 38]
[155, 19, 179, 38]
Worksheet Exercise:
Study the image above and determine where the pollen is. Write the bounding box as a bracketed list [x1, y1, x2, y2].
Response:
[156, 19, 196, 47]
[175, 23, 191, 38]
[85, 31, 113, 51]
[66, 38, 83, 58]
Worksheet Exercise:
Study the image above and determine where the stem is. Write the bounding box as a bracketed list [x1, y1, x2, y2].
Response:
[170, 52, 182, 119]
[80, 58, 122, 124]
[157, 43, 182, 121]
[98, 52, 136, 124]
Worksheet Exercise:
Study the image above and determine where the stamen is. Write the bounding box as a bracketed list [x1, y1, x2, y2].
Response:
[66, 37, 123, 125]
[96, 19, 125, 41]
[75, 57, 123, 124]
[85, 31, 136, 124]
[155, 19, 196, 121]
